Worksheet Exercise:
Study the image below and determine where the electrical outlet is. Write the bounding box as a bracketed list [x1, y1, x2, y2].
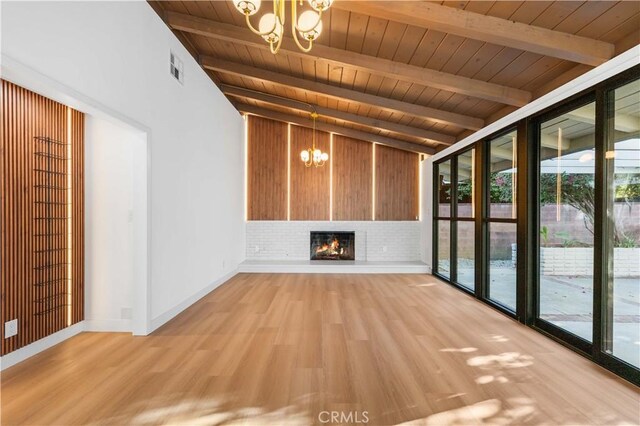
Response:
[383, 246, 388, 253]
[222, 259, 226, 269]
[254, 246, 260, 253]
[5, 319, 18, 338]
[121, 307, 132, 320]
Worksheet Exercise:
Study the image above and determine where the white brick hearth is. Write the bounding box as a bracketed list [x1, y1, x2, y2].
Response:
[246, 221, 423, 261]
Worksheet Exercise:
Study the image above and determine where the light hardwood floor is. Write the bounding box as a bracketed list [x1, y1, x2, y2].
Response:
[2, 273, 639, 425]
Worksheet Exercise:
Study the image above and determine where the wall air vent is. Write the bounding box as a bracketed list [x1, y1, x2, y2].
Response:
[170, 51, 184, 84]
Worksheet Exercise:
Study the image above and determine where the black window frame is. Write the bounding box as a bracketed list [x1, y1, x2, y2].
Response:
[481, 127, 519, 316]
[431, 64, 640, 387]
[433, 145, 477, 295]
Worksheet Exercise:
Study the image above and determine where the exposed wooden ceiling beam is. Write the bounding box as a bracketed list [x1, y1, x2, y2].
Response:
[332, 2, 614, 67]
[202, 57, 483, 132]
[221, 85, 455, 146]
[167, 11, 531, 106]
[237, 103, 435, 155]
[533, 65, 592, 99]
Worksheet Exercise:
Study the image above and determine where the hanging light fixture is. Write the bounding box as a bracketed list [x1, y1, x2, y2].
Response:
[300, 112, 329, 167]
[232, 0, 332, 54]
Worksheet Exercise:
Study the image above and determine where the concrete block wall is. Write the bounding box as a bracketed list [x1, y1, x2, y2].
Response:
[541, 248, 640, 277]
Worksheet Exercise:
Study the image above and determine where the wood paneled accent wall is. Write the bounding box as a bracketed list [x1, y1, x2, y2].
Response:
[332, 135, 372, 221]
[290, 125, 330, 221]
[247, 115, 288, 220]
[70, 110, 85, 325]
[1, 80, 84, 355]
[375, 145, 419, 221]
[246, 116, 419, 221]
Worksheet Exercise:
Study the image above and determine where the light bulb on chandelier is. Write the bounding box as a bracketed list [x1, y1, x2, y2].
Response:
[299, 112, 328, 168]
[298, 10, 322, 40]
[259, 13, 283, 43]
[232, 0, 332, 54]
[309, 0, 333, 12]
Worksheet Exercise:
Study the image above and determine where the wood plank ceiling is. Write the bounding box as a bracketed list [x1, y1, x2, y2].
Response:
[149, 1, 640, 154]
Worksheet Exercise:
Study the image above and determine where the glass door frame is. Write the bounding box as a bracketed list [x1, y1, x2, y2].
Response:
[432, 160, 452, 282]
[433, 146, 478, 296]
[530, 92, 597, 356]
[430, 65, 639, 386]
[596, 71, 640, 382]
[479, 127, 519, 318]
[528, 68, 640, 384]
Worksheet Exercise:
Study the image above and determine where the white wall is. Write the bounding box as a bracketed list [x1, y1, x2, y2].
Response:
[246, 221, 423, 261]
[1, 1, 245, 331]
[85, 116, 140, 331]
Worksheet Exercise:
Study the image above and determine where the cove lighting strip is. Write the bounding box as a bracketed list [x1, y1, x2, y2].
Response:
[244, 114, 249, 221]
[287, 123, 292, 221]
[66, 107, 72, 327]
[329, 133, 333, 221]
[372, 143, 376, 221]
[418, 155, 423, 221]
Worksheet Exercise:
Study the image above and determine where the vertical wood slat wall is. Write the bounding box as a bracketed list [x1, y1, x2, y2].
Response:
[71, 110, 85, 325]
[290, 125, 330, 221]
[247, 115, 420, 221]
[1, 80, 84, 355]
[332, 135, 373, 221]
[247, 116, 288, 220]
[375, 145, 420, 221]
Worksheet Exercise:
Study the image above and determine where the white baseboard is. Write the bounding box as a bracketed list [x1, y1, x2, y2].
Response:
[84, 319, 132, 333]
[0, 322, 85, 371]
[149, 268, 239, 333]
[239, 260, 429, 274]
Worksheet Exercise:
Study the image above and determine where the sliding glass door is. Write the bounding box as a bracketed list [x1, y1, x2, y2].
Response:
[455, 149, 475, 290]
[485, 130, 517, 311]
[433, 148, 476, 291]
[537, 99, 596, 344]
[432, 66, 640, 384]
[603, 78, 640, 369]
[435, 160, 451, 279]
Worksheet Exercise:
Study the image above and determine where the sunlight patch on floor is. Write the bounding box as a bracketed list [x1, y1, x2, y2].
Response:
[467, 352, 533, 369]
[440, 347, 478, 353]
[397, 398, 537, 425]
[125, 398, 312, 425]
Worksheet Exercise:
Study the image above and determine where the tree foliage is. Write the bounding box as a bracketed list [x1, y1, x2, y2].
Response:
[453, 171, 640, 247]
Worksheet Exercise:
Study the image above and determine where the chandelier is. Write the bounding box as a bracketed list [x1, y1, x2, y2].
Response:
[300, 112, 329, 167]
[232, 0, 333, 54]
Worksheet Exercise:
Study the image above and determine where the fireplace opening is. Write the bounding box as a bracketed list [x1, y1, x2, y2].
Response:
[310, 232, 355, 261]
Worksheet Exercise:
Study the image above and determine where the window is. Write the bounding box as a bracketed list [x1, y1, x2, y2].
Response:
[455, 149, 475, 290]
[537, 100, 596, 342]
[433, 149, 476, 290]
[486, 130, 517, 311]
[431, 67, 640, 385]
[435, 160, 452, 278]
[603, 78, 640, 368]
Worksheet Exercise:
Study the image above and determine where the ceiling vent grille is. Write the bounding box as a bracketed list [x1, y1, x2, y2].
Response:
[170, 51, 184, 84]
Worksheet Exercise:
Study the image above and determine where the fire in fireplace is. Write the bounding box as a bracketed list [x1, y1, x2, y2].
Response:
[310, 232, 355, 261]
